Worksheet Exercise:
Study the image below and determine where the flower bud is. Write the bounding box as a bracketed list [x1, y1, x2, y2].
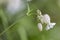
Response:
[38, 23, 43, 31]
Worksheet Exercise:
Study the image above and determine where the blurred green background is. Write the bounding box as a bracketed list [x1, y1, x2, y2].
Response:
[0, 0, 60, 40]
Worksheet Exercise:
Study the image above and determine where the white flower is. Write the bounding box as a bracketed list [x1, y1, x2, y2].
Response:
[46, 23, 56, 30]
[37, 9, 44, 24]
[43, 14, 50, 24]
[43, 14, 56, 30]
[37, 9, 43, 16]
[38, 23, 43, 31]
[7, 0, 20, 13]
[37, 9, 56, 31]
[7, 0, 26, 13]
[37, 9, 50, 24]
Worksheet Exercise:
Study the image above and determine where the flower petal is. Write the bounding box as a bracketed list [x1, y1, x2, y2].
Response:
[46, 23, 56, 30]
[43, 14, 50, 24]
[49, 23, 56, 28]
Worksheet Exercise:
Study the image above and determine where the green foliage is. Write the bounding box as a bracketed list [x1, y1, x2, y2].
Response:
[0, 0, 60, 40]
